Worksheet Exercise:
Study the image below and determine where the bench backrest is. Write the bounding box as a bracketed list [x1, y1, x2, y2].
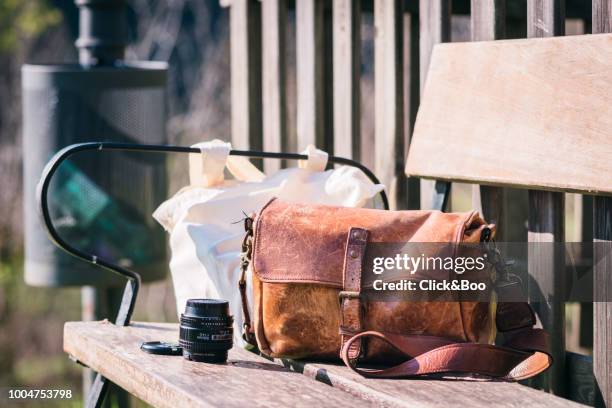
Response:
[405, 31, 611, 407]
[406, 33, 612, 196]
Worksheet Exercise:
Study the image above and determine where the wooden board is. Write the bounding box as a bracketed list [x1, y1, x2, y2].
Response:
[405, 33, 612, 196]
[524, 0, 567, 397]
[374, 0, 405, 209]
[65, 321, 584, 408]
[527, 188, 566, 394]
[276, 356, 584, 408]
[594, 0, 612, 34]
[333, 0, 361, 160]
[261, 0, 288, 173]
[593, 197, 612, 407]
[418, 0, 451, 210]
[470, 0, 505, 42]
[228, 0, 262, 151]
[64, 321, 369, 408]
[470, 0, 508, 239]
[592, 5, 612, 406]
[296, 0, 329, 150]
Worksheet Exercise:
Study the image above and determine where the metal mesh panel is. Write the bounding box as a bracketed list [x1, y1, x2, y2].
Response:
[23, 64, 168, 287]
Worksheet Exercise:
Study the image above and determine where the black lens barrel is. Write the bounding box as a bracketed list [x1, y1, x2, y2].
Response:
[179, 299, 233, 363]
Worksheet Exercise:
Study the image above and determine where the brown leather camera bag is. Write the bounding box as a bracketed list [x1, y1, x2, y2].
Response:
[239, 199, 551, 380]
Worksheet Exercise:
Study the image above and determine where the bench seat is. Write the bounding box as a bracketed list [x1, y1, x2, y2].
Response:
[64, 321, 583, 408]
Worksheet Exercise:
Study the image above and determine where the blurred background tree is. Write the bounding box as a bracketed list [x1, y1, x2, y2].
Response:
[0, 0, 61, 52]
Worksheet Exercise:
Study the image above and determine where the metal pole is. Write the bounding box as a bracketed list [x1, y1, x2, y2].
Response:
[75, 0, 127, 66]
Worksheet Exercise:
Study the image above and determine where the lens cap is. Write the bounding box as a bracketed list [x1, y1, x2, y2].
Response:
[183, 299, 230, 318]
[140, 341, 183, 356]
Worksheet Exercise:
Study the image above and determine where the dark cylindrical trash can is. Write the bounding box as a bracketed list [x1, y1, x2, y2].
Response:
[22, 62, 169, 287]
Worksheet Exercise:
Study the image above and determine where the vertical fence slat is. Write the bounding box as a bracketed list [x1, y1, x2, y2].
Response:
[374, 0, 404, 209]
[471, 0, 506, 41]
[403, 11, 421, 210]
[296, 0, 326, 150]
[470, 1, 508, 237]
[528, 0, 566, 37]
[229, 0, 262, 151]
[593, 0, 612, 33]
[333, 0, 361, 160]
[526, 1, 566, 396]
[527, 191, 566, 394]
[418, 0, 451, 209]
[593, 197, 612, 407]
[261, 0, 287, 173]
[592, 3, 612, 406]
[419, 0, 451, 93]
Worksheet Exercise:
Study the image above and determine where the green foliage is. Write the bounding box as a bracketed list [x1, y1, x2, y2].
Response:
[0, 0, 62, 52]
[0, 257, 18, 321]
[0, 259, 14, 286]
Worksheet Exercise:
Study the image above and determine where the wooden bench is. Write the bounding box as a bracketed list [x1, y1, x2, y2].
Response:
[406, 30, 612, 407]
[64, 321, 584, 407]
[60, 1, 609, 407]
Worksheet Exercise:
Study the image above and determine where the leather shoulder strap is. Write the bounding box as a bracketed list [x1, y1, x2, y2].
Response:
[239, 217, 256, 345]
[341, 328, 551, 380]
[338, 225, 551, 380]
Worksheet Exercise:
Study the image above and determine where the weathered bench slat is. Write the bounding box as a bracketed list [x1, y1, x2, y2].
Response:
[374, 0, 405, 210]
[228, 0, 262, 151]
[64, 321, 370, 408]
[262, 0, 287, 173]
[470, 0, 507, 238]
[527, 190, 566, 394]
[65, 321, 586, 408]
[592, 3, 612, 405]
[276, 355, 585, 408]
[418, 0, 451, 210]
[593, 0, 612, 33]
[525, 0, 567, 397]
[471, 0, 505, 41]
[405, 33, 612, 196]
[296, 0, 331, 150]
[332, 0, 360, 160]
[418, 0, 451, 94]
[593, 197, 612, 407]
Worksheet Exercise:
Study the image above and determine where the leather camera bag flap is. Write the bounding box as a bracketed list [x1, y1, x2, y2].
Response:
[242, 198, 551, 380]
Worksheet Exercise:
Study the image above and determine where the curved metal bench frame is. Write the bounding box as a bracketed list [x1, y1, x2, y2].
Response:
[37, 141, 389, 408]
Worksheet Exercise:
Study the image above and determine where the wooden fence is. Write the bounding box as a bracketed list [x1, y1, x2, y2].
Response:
[221, 0, 610, 406]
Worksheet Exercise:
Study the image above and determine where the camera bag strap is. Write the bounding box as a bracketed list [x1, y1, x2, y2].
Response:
[338, 227, 552, 380]
[239, 216, 256, 345]
[340, 328, 551, 380]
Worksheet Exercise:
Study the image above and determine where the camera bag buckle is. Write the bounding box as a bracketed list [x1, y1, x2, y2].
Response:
[338, 290, 360, 300]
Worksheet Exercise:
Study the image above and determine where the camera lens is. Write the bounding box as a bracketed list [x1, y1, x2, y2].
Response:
[179, 299, 233, 363]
